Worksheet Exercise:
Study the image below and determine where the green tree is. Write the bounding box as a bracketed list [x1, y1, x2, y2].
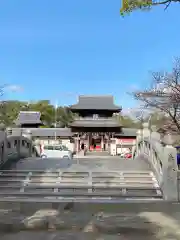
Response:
[0, 100, 26, 126]
[120, 0, 179, 15]
[0, 100, 76, 128]
[114, 114, 141, 128]
[56, 107, 76, 128]
[28, 100, 54, 127]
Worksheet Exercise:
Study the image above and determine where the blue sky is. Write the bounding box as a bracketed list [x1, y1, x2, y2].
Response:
[0, 0, 180, 111]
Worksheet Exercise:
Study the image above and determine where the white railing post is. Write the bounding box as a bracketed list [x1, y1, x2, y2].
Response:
[15, 129, 21, 158]
[142, 122, 150, 153]
[162, 133, 178, 201]
[136, 130, 141, 155]
[22, 129, 32, 156]
[151, 125, 161, 141]
[142, 122, 150, 138]
[0, 124, 7, 165]
[150, 125, 161, 168]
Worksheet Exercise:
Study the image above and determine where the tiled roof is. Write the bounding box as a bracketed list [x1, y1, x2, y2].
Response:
[11, 128, 73, 137]
[15, 111, 42, 125]
[70, 95, 121, 110]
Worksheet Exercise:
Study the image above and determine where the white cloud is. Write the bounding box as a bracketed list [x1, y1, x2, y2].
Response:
[129, 84, 140, 91]
[5, 85, 23, 92]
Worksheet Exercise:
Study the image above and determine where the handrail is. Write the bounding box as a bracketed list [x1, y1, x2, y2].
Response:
[133, 124, 179, 201]
[133, 137, 164, 185]
[133, 138, 163, 158]
[0, 134, 39, 169]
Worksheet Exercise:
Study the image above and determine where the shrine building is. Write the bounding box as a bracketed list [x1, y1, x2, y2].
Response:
[69, 95, 136, 154]
[11, 95, 137, 155]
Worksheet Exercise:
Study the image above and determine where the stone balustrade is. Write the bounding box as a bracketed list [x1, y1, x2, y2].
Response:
[74, 116, 114, 120]
[132, 122, 178, 201]
[0, 125, 39, 169]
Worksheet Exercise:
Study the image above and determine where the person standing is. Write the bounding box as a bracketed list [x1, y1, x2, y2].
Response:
[81, 142, 84, 150]
[94, 143, 96, 150]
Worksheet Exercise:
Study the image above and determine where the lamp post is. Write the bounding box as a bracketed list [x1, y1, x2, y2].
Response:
[53, 92, 78, 145]
[54, 100, 58, 143]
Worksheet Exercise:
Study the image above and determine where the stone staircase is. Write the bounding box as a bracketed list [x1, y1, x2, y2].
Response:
[0, 169, 163, 203]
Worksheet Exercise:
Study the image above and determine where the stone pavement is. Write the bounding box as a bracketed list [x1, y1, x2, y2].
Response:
[72, 157, 151, 172]
[74, 154, 116, 158]
[9, 156, 151, 172]
[0, 208, 180, 239]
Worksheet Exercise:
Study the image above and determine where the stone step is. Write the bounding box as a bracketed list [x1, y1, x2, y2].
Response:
[0, 170, 162, 200]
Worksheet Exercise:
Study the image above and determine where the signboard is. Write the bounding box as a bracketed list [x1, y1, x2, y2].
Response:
[118, 138, 135, 144]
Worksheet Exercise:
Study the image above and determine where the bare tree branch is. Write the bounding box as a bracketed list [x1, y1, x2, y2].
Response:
[0, 84, 8, 97]
[131, 58, 180, 133]
[164, 0, 172, 10]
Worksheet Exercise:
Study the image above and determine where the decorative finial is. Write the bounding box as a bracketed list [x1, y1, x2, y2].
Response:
[163, 133, 174, 146]
[151, 125, 157, 132]
[137, 129, 141, 135]
[143, 122, 149, 129]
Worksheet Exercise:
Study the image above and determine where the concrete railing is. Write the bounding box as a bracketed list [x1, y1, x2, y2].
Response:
[0, 127, 39, 169]
[74, 117, 114, 121]
[132, 123, 178, 201]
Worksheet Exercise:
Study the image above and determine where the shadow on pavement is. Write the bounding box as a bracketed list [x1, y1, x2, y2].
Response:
[0, 204, 180, 239]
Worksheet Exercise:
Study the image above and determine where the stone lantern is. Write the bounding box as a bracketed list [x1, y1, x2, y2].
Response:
[151, 125, 157, 132]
